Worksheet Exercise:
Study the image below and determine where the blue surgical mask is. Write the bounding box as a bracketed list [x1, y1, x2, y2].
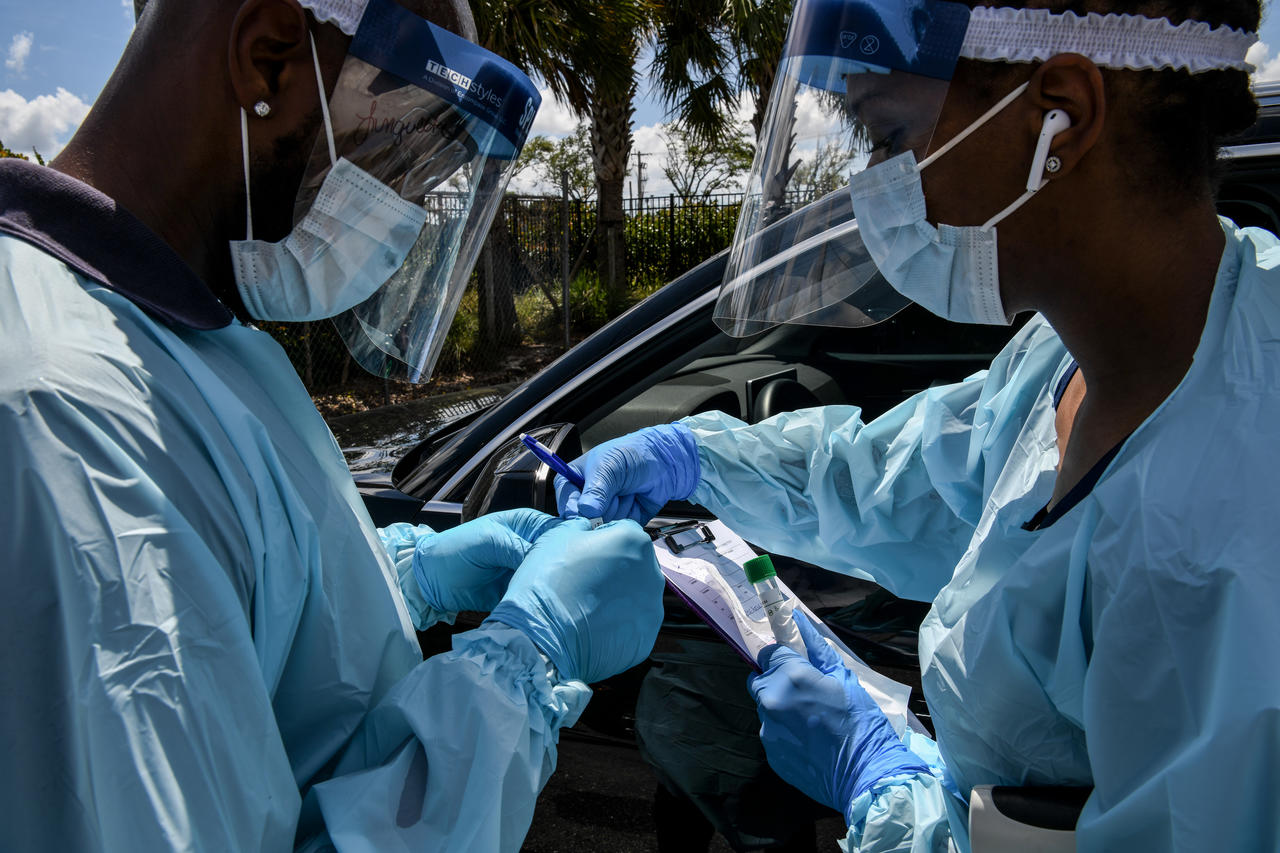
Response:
[228, 33, 428, 323]
[230, 154, 427, 323]
[848, 82, 1042, 326]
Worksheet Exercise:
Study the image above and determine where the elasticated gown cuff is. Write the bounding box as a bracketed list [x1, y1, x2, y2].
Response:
[378, 521, 457, 630]
[458, 623, 593, 733]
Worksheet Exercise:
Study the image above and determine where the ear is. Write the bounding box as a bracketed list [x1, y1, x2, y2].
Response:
[227, 0, 314, 117]
[1024, 54, 1106, 180]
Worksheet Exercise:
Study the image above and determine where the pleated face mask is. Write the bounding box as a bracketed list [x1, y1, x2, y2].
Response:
[231, 133, 429, 323]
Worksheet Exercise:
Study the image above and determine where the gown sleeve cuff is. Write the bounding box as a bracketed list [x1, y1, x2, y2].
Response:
[456, 623, 593, 733]
[378, 522, 457, 631]
[679, 411, 747, 507]
[840, 729, 956, 852]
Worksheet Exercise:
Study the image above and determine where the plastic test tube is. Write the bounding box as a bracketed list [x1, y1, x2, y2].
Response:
[743, 554, 805, 654]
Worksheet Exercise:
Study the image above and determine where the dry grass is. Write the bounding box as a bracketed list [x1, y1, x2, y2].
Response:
[311, 341, 567, 420]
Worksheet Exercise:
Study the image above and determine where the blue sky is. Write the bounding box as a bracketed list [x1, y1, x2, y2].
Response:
[4, 1, 1280, 193]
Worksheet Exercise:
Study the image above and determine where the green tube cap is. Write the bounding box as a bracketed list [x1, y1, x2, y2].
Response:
[743, 554, 777, 584]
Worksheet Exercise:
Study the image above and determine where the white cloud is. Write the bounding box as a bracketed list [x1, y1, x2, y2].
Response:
[505, 170, 542, 195]
[794, 89, 843, 141]
[529, 88, 581, 138]
[1248, 40, 1280, 83]
[731, 91, 758, 130]
[0, 87, 91, 158]
[5, 32, 34, 75]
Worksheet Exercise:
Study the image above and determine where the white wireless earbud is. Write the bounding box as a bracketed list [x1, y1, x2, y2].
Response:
[1026, 109, 1073, 193]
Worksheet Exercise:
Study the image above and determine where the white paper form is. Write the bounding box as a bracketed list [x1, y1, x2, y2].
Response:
[654, 520, 917, 736]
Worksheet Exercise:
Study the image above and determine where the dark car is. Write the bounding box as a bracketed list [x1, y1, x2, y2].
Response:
[351, 82, 1280, 851]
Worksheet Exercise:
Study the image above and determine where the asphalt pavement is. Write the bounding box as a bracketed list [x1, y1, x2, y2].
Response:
[520, 737, 846, 852]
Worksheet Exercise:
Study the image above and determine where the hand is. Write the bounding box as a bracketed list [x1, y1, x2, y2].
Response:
[555, 423, 700, 524]
[748, 612, 930, 822]
[487, 518, 665, 683]
[412, 509, 564, 614]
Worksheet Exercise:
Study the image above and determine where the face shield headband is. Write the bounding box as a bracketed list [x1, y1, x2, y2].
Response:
[290, 0, 540, 382]
[713, 0, 1257, 337]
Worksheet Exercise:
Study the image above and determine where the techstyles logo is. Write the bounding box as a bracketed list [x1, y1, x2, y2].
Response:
[518, 98, 536, 134]
[426, 59, 503, 110]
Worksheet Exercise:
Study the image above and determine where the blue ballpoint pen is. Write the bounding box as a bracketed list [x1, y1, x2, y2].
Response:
[520, 433, 586, 490]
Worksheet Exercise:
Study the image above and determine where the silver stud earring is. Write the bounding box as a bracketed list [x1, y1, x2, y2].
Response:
[1045, 155, 1062, 174]
[253, 100, 272, 118]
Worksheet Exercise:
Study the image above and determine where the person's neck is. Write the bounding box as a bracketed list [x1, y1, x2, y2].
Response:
[1017, 193, 1225, 465]
[50, 73, 239, 305]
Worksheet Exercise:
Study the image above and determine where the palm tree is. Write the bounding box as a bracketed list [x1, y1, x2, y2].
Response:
[650, 0, 793, 142]
[474, 0, 651, 307]
[480, 0, 791, 305]
[650, 0, 798, 222]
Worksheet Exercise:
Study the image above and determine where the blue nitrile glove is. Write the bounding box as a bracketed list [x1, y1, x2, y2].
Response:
[487, 517, 665, 683]
[555, 423, 700, 524]
[412, 509, 565, 614]
[748, 612, 931, 824]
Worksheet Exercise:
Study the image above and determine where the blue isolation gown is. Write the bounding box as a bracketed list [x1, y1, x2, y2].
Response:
[0, 162, 589, 851]
[682, 222, 1280, 852]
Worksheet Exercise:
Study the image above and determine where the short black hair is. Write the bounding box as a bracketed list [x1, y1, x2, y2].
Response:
[957, 0, 1261, 200]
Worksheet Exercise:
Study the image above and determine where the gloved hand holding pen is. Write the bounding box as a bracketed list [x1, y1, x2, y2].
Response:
[748, 612, 932, 825]
[555, 423, 701, 524]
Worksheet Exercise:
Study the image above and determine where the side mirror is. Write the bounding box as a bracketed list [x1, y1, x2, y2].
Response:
[461, 423, 582, 521]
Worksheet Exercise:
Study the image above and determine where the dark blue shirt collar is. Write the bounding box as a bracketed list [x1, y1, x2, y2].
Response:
[0, 158, 233, 330]
[1023, 361, 1127, 532]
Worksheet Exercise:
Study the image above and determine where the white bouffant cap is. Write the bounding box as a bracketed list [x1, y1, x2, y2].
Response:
[297, 0, 368, 36]
[961, 8, 1257, 73]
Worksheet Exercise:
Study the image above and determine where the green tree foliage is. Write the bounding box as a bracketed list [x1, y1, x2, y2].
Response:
[0, 139, 30, 161]
[626, 196, 740, 289]
[661, 124, 754, 200]
[792, 137, 850, 198]
[517, 125, 596, 199]
[650, 0, 793, 142]
[471, 0, 646, 116]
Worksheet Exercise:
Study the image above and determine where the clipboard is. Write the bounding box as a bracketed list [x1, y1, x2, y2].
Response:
[651, 518, 915, 736]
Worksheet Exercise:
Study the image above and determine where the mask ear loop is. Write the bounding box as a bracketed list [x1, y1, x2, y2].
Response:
[918, 81, 1029, 172]
[240, 33, 338, 242]
[241, 107, 254, 240]
[309, 31, 338, 168]
[980, 108, 1073, 231]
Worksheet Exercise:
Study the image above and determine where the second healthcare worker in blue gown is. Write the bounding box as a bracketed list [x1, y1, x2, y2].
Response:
[0, 0, 664, 849]
[557, 0, 1280, 850]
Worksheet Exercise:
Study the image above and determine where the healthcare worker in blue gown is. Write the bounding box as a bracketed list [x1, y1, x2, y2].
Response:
[557, 0, 1280, 850]
[0, 0, 665, 850]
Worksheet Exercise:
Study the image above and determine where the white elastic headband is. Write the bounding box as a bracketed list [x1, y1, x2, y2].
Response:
[960, 8, 1258, 73]
[297, 0, 367, 36]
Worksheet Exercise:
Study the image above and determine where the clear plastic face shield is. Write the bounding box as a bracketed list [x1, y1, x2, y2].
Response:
[716, 0, 969, 337]
[716, 0, 1258, 337]
[296, 0, 540, 382]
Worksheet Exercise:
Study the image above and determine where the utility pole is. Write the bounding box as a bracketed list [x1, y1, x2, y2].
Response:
[561, 169, 571, 351]
[634, 150, 649, 200]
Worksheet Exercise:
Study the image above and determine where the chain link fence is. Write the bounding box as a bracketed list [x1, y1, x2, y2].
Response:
[266, 188, 815, 414]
